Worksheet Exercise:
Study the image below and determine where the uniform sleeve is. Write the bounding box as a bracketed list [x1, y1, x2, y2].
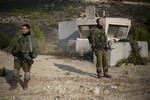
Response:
[32, 37, 39, 58]
[5, 34, 20, 53]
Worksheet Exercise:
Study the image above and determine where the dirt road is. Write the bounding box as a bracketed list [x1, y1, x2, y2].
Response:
[0, 53, 150, 100]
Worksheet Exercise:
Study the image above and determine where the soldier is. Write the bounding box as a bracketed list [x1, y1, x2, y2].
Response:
[9, 24, 39, 90]
[90, 18, 111, 78]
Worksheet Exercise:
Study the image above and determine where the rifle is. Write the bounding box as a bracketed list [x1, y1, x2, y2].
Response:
[91, 43, 114, 51]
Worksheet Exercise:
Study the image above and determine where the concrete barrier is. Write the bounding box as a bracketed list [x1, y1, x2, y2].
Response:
[92, 41, 148, 67]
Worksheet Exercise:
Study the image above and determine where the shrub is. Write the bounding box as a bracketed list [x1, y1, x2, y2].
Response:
[65, 71, 71, 75]
[116, 58, 129, 67]
[44, 20, 58, 28]
[0, 67, 6, 77]
[116, 51, 149, 67]
[130, 25, 150, 50]
[30, 21, 45, 40]
[0, 33, 10, 49]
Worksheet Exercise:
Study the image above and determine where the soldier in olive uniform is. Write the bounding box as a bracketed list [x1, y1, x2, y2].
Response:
[9, 24, 39, 90]
[90, 18, 111, 78]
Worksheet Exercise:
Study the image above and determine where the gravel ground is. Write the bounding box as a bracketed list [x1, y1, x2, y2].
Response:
[0, 53, 150, 100]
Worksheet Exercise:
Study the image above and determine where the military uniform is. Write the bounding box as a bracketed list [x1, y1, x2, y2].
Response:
[90, 26, 111, 78]
[10, 31, 39, 90]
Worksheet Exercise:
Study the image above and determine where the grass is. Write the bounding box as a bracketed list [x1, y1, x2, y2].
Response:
[116, 55, 149, 67]
[65, 72, 71, 75]
[129, 25, 150, 50]
[0, 67, 6, 77]
[29, 11, 49, 19]
[0, 32, 10, 49]
[30, 21, 45, 40]
[116, 58, 129, 67]
[44, 20, 58, 28]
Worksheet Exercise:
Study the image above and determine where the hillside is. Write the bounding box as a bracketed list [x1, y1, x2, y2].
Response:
[0, 1, 150, 99]
[0, 0, 150, 53]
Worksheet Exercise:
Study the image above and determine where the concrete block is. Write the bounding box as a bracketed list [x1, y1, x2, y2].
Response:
[58, 21, 80, 51]
[76, 38, 91, 55]
[138, 41, 148, 58]
[94, 41, 148, 67]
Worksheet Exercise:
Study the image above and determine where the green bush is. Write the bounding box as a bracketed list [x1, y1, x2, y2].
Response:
[116, 59, 129, 67]
[116, 56, 149, 67]
[44, 20, 58, 27]
[0, 67, 6, 77]
[0, 33, 10, 49]
[130, 25, 150, 50]
[30, 21, 45, 40]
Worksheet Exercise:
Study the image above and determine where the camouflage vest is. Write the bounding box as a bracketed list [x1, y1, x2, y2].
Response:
[15, 35, 32, 54]
[94, 28, 107, 45]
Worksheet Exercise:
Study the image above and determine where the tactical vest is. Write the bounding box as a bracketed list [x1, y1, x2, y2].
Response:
[94, 28, 107, 45]
[15, 35, 32, 54]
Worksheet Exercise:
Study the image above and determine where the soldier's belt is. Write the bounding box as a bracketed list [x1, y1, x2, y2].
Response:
[94, 44, 106, 49]
[94, 45, 114, 50]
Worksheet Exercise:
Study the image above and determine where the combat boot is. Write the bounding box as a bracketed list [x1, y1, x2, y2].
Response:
[103, 73, 112, 78]
[96, 68, 102, 79]
[97, 74, 102, 78]
[23, 79, 29, 90]
[9, 79, 18, 91]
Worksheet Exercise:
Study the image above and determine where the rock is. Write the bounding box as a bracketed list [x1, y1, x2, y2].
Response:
[23, 15, 29, 18]
[104, 90, 110, 94]
[54, 96, 61, 100]
[121, 63, 126, 66]
[47, 86, 51, 89]
[84, 87, 91, 92]
[0, 16, 28, 24]
[55, 85, 62, 90]
[55, 85, 65, 93]
[18, 15, 22, 19]
[58, 88, 63, 93]
[68, 98, 71, 100]
[0, 51, 6, 56]
[80, 85, 84, 87]
[12, 96, 16, 99]
[65, 81, 72, 84]
[128, 63, 134, 66]
[45, 4, 49, 8]
[110, 86, 118, 89]
[93, 87, 100, 95]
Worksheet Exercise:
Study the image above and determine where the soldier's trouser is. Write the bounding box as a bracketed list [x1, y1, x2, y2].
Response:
[13, 59, 32, 80]
[95, 49, 108, 75]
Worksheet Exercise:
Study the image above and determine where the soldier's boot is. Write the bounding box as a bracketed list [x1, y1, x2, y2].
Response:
[23, 79, 29, 90]
[97, 68, 102, 79]
[9, 79, 18, 91]
[97, 74, 102, 78]
[103, 73, 112, 78]
[103, 68, 111, 78]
